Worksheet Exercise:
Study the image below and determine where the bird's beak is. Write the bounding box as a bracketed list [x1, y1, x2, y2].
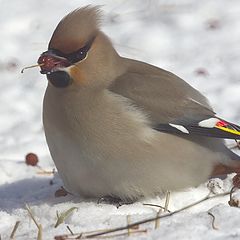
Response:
[38, 50, 72, 74]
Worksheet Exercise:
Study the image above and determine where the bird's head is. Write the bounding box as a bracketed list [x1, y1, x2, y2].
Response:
[38, 6, 124, 89]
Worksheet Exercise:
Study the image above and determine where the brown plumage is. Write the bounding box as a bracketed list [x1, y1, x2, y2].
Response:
[39, 6, 240, 201]
[49, 6, 101, 53]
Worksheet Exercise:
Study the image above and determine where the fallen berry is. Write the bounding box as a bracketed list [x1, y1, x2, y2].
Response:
[25, 153, 39, 166]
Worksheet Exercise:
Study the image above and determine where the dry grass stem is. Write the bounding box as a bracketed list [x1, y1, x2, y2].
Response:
[153, 190, 170, 228]
[36, 166, 55, 175]
[37, 224, 43, 240]
[143, 203, 171, 213]
[85, 191, 230, 238]
[127, 215, 131, 236]
[155, 209, 162, 229]
[10, 221, 20, 239]
[25, 204, 42, 240]
[55, 229, 147, 239]
[208, 212, 218, 230]
[25, 204, 40, 228]
[21, 64, 44, 73]
[54, 191, 231, 239]
[55, 207, 78, 228]
[75, 233, 83, 239]
[164, 191, 171, 212]
[67, 226, 74, 235]
[95, 229, 147, 239]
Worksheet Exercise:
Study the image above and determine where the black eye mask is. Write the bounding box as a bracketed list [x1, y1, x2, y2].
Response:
[48, 36, 95, 65]
[37, 37, 95, 88]
[38, 37, 95, 75]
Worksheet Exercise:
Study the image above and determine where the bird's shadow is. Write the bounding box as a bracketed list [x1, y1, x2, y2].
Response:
[0, 176, 83, 212]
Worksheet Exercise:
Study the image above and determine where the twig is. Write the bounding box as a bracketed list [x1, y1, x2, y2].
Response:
[55, 229, 147, 240]
[208, 212, 218, 230]
[153, 191, 170, 229]
[10, 221, 20, 239]
[25, 204, 40, 228]
[37, 170, 55, 175]
[37, 224, 43, 240]
[76, 233, 83, 239]
[25, 204, 42, 240]
[230, 187, 235, 200]
[143, 203, 171, 213]
[154, 209, 162, 229]
[127, 215, 131, 236]
[95, 229, 147, 239]
[85, 191, 230, 238]
[164, 191, 171, 212]
[67, 226, 74, 235]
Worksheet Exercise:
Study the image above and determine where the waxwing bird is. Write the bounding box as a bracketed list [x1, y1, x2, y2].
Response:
[38, 6, 240, 201]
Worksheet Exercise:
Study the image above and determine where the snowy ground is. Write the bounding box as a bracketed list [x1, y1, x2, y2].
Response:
[1, 0, 240, 239]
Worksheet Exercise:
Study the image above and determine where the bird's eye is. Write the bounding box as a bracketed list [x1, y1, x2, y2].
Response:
[66, 37, 95, 64]
[67, 49, 88, 63]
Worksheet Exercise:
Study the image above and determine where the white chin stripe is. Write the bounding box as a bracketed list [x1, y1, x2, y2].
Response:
[169, 123, 189, 134]
[198, 118, 219, 128]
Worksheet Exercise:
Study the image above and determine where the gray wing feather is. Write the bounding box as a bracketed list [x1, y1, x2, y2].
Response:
[110, 58, 215, 125]
[109, 58, 240, 162]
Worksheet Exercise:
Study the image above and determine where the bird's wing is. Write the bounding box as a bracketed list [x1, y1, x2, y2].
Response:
[110, 58, 240, 140]
[154, 118, 240, 140]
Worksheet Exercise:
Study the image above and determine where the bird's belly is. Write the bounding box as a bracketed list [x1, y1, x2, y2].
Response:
[44, 127, 113, 197]
[44, 119, 216, 200]
[43, 89, 216, 200]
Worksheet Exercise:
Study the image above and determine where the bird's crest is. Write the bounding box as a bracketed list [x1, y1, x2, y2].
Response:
[49, 5, 102, 53]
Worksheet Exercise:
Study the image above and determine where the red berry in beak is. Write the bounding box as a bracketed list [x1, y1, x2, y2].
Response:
[38, 51, 71, 74]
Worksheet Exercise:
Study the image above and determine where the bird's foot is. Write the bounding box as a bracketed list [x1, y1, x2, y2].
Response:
[97, 195, 134, 208]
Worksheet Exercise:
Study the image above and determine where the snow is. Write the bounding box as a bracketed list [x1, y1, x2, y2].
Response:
[0, 0, 240, 239]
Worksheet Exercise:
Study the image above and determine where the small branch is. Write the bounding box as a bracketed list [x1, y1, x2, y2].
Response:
[85, 191, 230, 238]
[10, 221, 20, 239]
[208, 212, 218, 230]
[67, 226, 74, 236]
[94, 229, 147, 239]
[55, 229, 147, 240]
[76, 233, 83, 239]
